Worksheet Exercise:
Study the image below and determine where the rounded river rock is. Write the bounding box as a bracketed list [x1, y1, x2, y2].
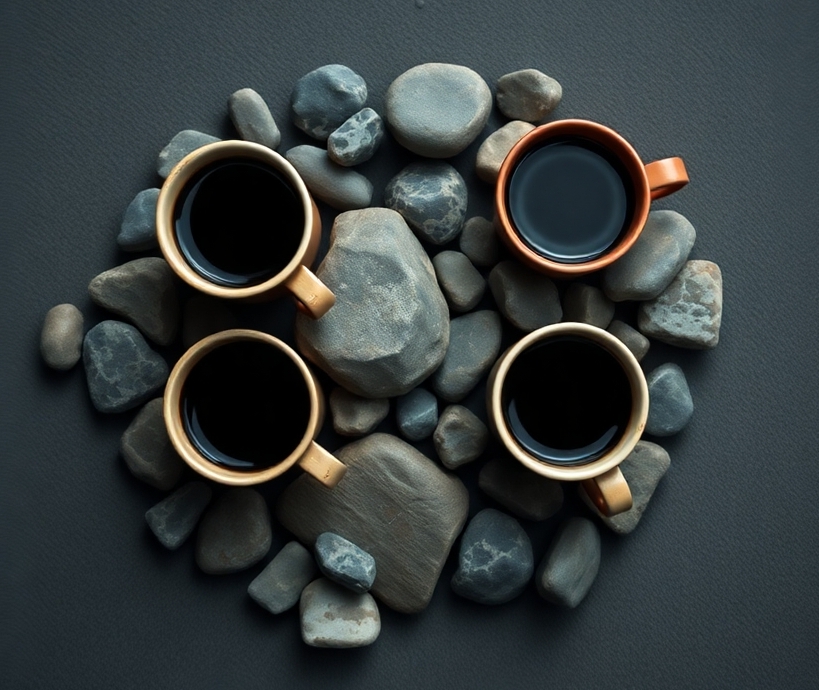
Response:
[41, 303, 84, 370]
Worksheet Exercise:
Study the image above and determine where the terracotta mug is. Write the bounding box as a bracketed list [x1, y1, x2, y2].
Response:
[164, 329, 346, 487]
[486, 323, 649, 516]
[495, 119, 689, 277]
[156, 140, 334, 318]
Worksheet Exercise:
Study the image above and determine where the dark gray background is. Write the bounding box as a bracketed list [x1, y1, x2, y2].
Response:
[3, 1, 818, 688]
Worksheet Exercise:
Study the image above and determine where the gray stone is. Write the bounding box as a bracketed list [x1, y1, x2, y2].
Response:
[645, 363, 694, 436]
[88, 257, 179, 346]
[432, 250, 485, 313]
[295, 208, 449, 398]
[118, 188, 160, 252]
[83, 321, 169, 414]
[291, 64, 368, 141]
[395, 388, 438, 441]
[496, 69, 562, 122]
[121, 398, 185, 490]
[329, 387, 389, 436]
[488, 260, 562, 332]
[562, 283, 615, 328]
[475, 120, 535, 183]
[478, 457, 563, 521]
[638, 260, 723, 349]
[145, 481, 212, 550]
[300, 578, 380, 648]
[433, 405, 489, 469]
[459, 216, 500, 267]
[157, 129, 220, 178]
[248, 541, 318, 614]
[602, 210, 697, 302]
[40, 303, 83, 370]
[385, 63, 492, 158]
[285, 145, 372, 210]
[536, 517, 600, 608]
[315, 532, 377, 593]
[451, 509, 534, 605]
[181, 295, 238, 349]
[277, 433, 469, 613]
[196, 488, 272, 574]
[607, 320, 650, 362]
[228, 88, 281, 149]
[327, 107, 384, 166]
[431, 310, 502, 402]
[384, 162, 467, 245]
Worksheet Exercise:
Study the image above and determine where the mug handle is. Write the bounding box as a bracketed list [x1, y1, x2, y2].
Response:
[581, 467, 633, 517]
[297, 440, 347, 488]
[284, 265, 336, 319]
[645, 157, 689, 200]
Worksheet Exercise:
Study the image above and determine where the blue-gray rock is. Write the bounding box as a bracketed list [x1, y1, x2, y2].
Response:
[478, 457, 563, 522]
[638, 260, 723, 349]
[295, 208, 449, 398]
[536, 517, 600, 608]
[432, 250, 485, 313]
[562, 283, 615, 328]
[285, 145, 372, 210]
[83, 321, 169, 414]
[329, 387, 389, 436]
[433, 404, 489, 469]
[314, 532, 377, 593]
[181, 295, 238, 349]
[488, 260, 562, 332]
[646, 363, 694, 436]
[120, 398, 185, 490]
[431, 310, 502, 402]
[475, 120, 535, 183]
[157, 129, 220, 178]
[300, 578, 381, 648]
[291, 64, 368, 141]
[40, 303, 83, 370]
[88, 257, 179, 346]
[327, 107, 384, 166]
[395, 388, 438, 441]
[459, 216, 500, 267]
[602, 210, 697, 302]
[118, 188, 160, 252]
[384, 162, 467, 245]
[385, 63, 492, 158]
[248, 541, 318, 615]
[145, 481, 212, 550]
[496, 69, 563, 122]
[451, 508, 534, 604]
[228, 87, 281, 149]
[606, 320, 650, 362]
[196, 488, 272, 574]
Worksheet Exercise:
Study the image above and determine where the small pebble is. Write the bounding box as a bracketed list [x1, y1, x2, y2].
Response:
[285, 145, 372, 210]
[645, 363, 694, 436]
[488, 260, 562, 332]
[300, 578, 381, 648]
[475, 120, 535, 183]
[327, 107, 384, 166]
[145, 481, 212, 550]
[117, 188, 160, 252]
[536, 517, 600, 608]
[433, 405, 489, 469]
[314, 532, 377, 593]
[562, 283, 615, 328]
[40, 303, 83, 370]
[120, 398, 185, 490]
[228, 87, 281, 149]
[478, 457, 563, 521]
[248, 541, 318, 614]
[157, 129, 220, 178]
[459, 216, 500, 267]
[496, 69, 562, 122]
[291, 64, 368, 141]
[181, 295, 238, 349]
[432, 251, 485, 312]
[395, 388, 439, 441]
[329, 387, 389, 436]
[606, 320, 650, 362]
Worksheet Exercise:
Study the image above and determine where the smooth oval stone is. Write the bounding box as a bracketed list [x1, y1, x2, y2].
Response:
[314, 532, 377, 593]
[291, 64, 368, 141]
[327, 107, 385, 166]
[300, 578, 381, 648]
[645, 363, 694, 436]
[536, 517, 600, 608]
[248, 541, 318, 615]
[488, 260, 562, 332]
[459, 216, 500, 267]
[157, 129, 220, 178]
[432, 250, 485, 313]
[145, 481, 212, 550]
[118, 188, 160, 252]
[395, 388, 439, 441]
[562, 283, 615, 329]
[285, 145, 372, 210]
[120, 398, 185, 490]
[40, 303, 83, 370]
[433, 404, 489, 469]
[496, 69, 563, 122]
[606, 320, 650, 362]
[478, 457, 563, 522]
[475, 120, 535, 183]
[229, 88, 281, 149]
[329, 387, 389, 436]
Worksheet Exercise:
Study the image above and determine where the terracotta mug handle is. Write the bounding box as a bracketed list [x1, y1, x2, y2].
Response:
[284, 265, 336, 319]
[581, 467, 633, 517]
[645, 157, 689, 200]
[297, 441, 347, 488]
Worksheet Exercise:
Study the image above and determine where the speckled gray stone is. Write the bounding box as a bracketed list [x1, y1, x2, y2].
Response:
[638, 260, 723, 349]
[300, 578, 381, 648]
[83, 321, 168, 414]
[607, 320, 650, 362]
[433, 405, 489, 469]
[118, 188, 160, 252]
[496, 69, 562, 122]
[229, 88, 281, 149]
[562, 283, 615, 328]
[459, 216, 500, 267]
[602, 210, 697, 302]
[157, 129, 220, 178]
[145, 481, 212, 550]
[384, 162, 467, 245]
[488, 260, 562, 332]
[120, 398, 185, 490]
[88, 257, 179, 347]
[327, 107, 384, 166]
[291, 64, 368, 141]
[478, 457, 564, 522]
[475, 120, 535, 183]
[329, 387, 389, 436]
[315, 532, 377, 593]
[432, 250, 485, 313]
[385, 63, 492, 158]
[451, 508, 534, 605]
[395, 388, 438, 441]
[180, 295, 238, 349]
[248, 541, 318, 615]
[536, 517, 600, 608]
[431, 310, 502, 402]
[41, 304, 83, 370]
[285, 145, 372, 210]
[646, 363, 694, 436]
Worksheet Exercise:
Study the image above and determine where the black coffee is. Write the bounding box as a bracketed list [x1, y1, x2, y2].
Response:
[502, 336, 631, 465]
[507, 137, 634, 263]
[174, 158, 304, 287]
[181, 340, 311, 471]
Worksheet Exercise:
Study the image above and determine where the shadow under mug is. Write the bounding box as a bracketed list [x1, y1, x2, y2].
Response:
[486, 322, 649, 516]
[164, 329, 346, 488]
[156, 140, 334, 319]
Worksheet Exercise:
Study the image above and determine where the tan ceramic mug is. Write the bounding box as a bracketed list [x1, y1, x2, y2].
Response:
[164, 329, 346, 487]
[486, 323, 649, 516]
[157, 140, 334, 318]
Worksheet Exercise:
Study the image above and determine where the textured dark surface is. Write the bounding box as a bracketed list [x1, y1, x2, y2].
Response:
[3, 1, 818, 688]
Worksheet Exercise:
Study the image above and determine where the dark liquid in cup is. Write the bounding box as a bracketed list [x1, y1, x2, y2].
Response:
[174, 158, 304, 287]
[502, 337, 631, 465]
[507, 137, 634, 263]
[180, 340, 311, 471]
